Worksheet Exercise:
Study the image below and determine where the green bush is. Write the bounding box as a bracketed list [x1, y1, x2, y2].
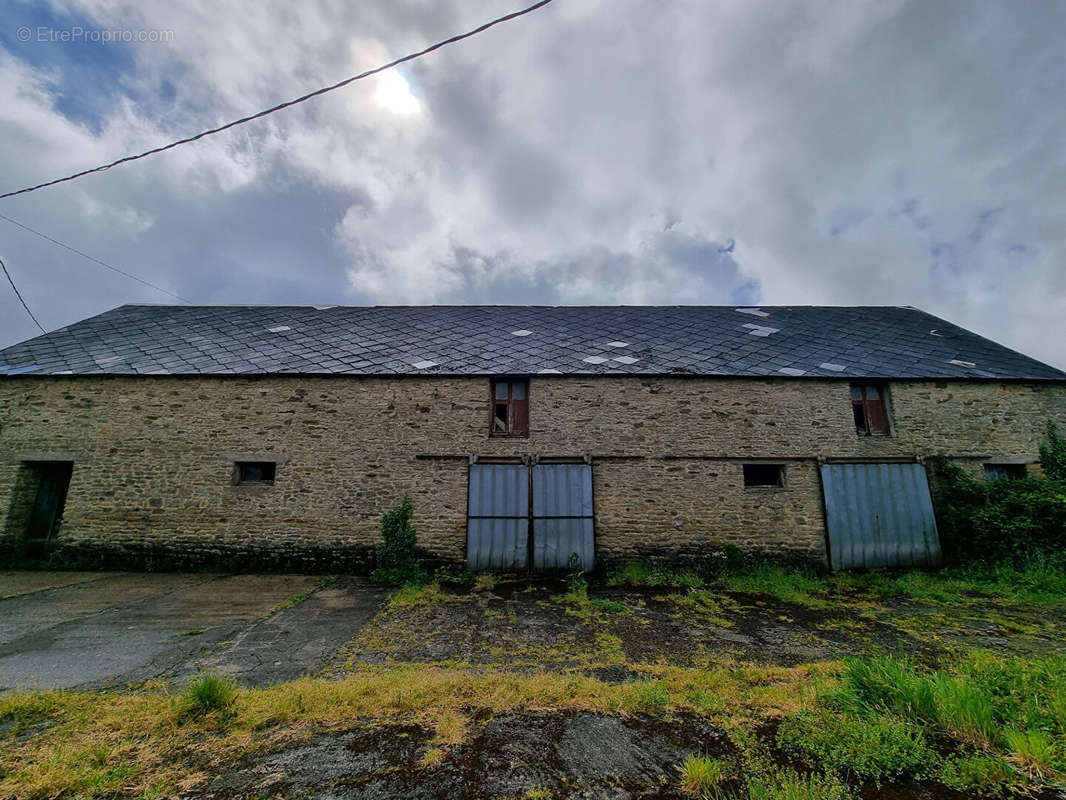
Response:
[181, 674, 238, 715]
[372, 495, 425, 585]
[930, 433, 1066, 563]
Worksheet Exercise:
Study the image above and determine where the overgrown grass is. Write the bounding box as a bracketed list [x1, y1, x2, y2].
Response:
[829, 555, 1066, 606]
[0, 662, 827, 799]
[779, 651, 1066, 790]
[607, 553, 1066, 610]
[720, 565, 830, 609]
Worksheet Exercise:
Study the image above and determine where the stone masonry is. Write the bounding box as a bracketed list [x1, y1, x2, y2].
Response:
[1, 375, 1064, 570]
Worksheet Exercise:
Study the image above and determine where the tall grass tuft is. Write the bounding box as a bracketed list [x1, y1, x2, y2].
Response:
[677, 755, 729, 798]
[181, 674, 238, 716]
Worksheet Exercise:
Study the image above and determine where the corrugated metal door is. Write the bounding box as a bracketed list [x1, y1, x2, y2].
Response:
[467, 465, 529, 570]
[532, 464, 594, 571]
[820, 463, 942, 570]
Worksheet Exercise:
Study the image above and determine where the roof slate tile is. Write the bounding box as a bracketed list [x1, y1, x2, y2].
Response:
[0, 305, 1062, 381]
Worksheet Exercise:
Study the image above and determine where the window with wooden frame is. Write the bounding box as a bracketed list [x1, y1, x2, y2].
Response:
[851, 383, 891, 436]
[490, 378, 529, 436]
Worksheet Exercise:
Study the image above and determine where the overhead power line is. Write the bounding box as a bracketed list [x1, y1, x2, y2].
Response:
[0, 212, 193, 303]
[0, 0, 556, 201]
[0, 254, 47, 334]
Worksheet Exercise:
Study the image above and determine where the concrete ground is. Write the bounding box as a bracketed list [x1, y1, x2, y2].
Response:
[0, 572, 386, 692]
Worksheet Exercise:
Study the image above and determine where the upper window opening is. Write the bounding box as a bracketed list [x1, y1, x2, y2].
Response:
[490, 378, 529, 436]
[984, 463, 1026, 481]
[851, 383, 890, 436]
[237, 461, 276, 485]
[743, 463, 784, 487]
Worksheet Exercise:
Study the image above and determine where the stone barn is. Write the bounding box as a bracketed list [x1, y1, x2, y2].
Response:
[1, 304, 1064, 572]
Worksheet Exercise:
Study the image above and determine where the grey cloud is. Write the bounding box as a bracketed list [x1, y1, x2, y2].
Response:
[0, 0, 1064, 370]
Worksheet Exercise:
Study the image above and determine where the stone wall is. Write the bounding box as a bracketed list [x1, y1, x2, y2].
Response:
[1, 375, 1064, 570]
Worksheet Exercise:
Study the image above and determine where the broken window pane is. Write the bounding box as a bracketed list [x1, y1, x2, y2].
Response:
[851, 383, 891, 437]
[490, 378, 529, 436]
[494, 403, 509, 430]
[852, 404, 867, 435]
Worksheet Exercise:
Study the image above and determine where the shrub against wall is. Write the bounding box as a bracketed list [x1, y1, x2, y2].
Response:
[931, 422, 1066, 563]
[1039, 420, 1066, 481]
[373, 495, 424, 585]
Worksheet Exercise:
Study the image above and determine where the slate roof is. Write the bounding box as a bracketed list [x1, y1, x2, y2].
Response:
[0, 304, 1062, 381]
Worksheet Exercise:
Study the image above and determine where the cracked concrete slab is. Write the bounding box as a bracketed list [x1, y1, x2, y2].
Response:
[0, 570, 115, 599]
[0, 572, 385, 692]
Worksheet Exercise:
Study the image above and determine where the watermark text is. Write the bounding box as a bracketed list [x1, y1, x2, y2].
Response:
[16, 26, 175, 44]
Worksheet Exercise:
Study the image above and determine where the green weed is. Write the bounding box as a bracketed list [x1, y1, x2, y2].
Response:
[745, 767, 852, 800]
[937, 753, 1017, 796]
[608, 561, 705, 589]
[472, 573, 497, 592]
[777, 709, 936, 783]
[589, 598, 629, 614]
[389, 582, 447, 608]
[677, 755, 729, 798]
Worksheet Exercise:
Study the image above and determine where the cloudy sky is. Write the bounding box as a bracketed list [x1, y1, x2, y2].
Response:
[1, 0, 1064, 368]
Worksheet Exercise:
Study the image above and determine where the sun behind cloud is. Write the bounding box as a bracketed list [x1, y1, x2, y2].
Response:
[373, 69, 421, 115]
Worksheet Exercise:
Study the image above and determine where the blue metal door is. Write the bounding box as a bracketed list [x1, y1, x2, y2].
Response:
[820, 462, 942, 570]
[532, 464, 594, 571]
[466, 463, 595, 571]
[467, 465, 529, 570]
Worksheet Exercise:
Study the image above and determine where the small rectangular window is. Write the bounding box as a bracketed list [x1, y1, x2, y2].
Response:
[490, 378, 529, 436]
[743, 463, 784, 487]
[236, 461, 276, 485]
[851, 383, 890, 436]
[984, 463, 1026, 481]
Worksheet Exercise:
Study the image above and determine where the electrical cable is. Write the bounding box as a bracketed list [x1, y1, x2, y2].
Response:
[0, 254, 47, 334]
[0, 212, 192, 303]
[0, 0, 555, 201]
